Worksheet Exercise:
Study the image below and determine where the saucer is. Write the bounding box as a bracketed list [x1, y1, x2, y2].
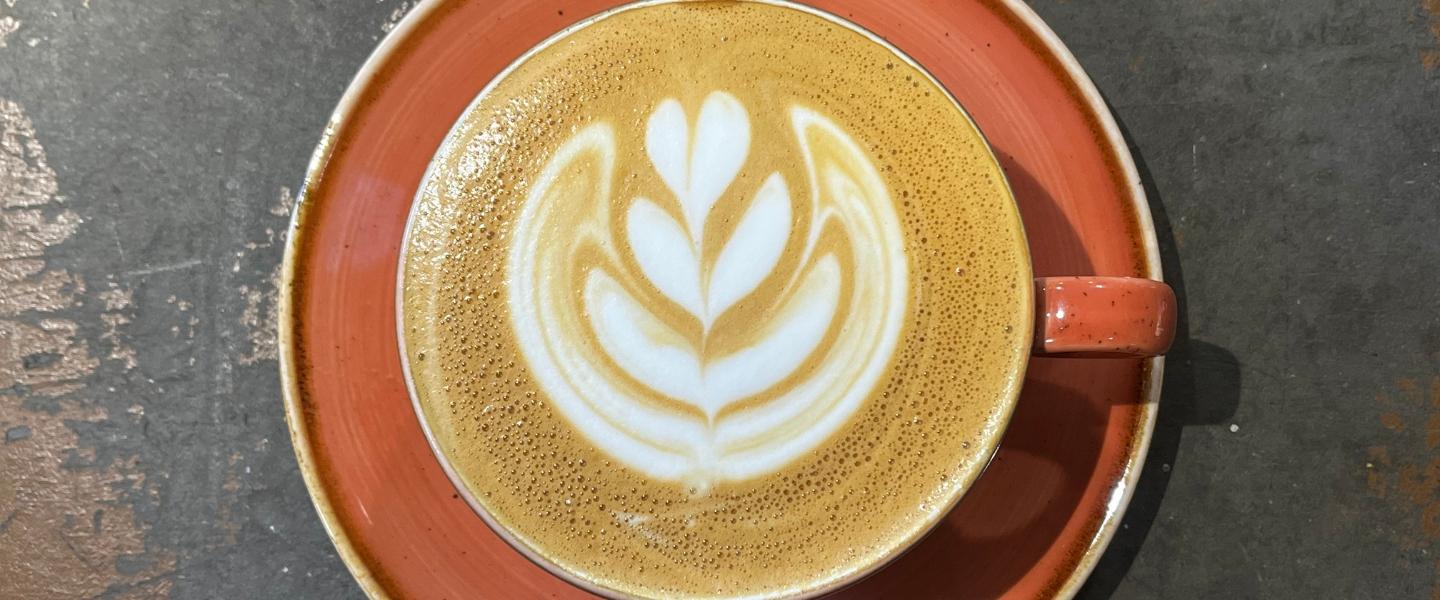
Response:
[279, 0, 1163, 597]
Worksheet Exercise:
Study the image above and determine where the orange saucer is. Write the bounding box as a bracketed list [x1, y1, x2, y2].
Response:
[280, 0, 1164, 597]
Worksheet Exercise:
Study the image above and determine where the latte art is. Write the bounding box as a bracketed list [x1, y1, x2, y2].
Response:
[509, 91, 907, 487]
[400, 2, 1033, 597]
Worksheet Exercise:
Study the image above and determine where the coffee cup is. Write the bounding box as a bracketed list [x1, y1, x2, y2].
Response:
[398, 1, 1173, 597]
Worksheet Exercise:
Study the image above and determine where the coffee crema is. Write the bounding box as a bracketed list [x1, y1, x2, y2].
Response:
[401, 1, 1031, 597]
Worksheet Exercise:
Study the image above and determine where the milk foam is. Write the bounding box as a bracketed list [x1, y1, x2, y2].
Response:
[507, 91, 907, 487]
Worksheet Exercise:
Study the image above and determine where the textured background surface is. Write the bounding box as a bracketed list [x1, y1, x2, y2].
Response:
[0, 0, 1436, 598]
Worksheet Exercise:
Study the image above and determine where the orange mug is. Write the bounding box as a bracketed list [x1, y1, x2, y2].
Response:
[394, 2, 1177, 598]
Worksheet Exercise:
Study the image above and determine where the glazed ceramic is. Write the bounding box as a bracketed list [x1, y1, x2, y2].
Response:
[280, 0, 1166, 598]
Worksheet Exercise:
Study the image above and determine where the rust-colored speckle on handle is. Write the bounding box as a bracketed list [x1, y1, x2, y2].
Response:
[1033, 276, 1176, 356]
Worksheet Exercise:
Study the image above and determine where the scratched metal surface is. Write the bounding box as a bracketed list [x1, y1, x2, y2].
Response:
[0, 0, 1435, 598]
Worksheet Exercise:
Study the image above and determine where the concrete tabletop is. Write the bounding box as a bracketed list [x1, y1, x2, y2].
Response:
[0, 0, 1436, 598]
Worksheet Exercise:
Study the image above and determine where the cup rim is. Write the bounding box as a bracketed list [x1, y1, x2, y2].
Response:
[393, 0, 1034, 598]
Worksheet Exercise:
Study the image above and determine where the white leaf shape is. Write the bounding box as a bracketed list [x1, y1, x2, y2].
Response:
[686, 92, 750, 232]
[645, 100, 689, 212]
[700, 253, 840, 416]
[706, 106, 909, 480]
[503, 97, 907, 487]
[706, 172, 791, 324]
[645, 91, 750, 239]
[584, 269, 703, 405]
[627, 197, 702, 317]
[507, 123, 704, 482]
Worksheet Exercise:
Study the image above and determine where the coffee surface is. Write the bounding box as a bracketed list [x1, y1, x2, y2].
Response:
[401, 1, 1030, 597]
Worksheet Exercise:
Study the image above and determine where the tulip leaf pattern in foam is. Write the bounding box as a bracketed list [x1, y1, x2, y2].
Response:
[508, 91, 907, 489]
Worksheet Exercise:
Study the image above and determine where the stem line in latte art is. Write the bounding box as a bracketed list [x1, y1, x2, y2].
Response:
[509, 90, 908, 489]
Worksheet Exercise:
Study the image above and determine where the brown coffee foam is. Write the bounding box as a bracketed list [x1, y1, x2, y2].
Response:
[401, 2, 1029, 597]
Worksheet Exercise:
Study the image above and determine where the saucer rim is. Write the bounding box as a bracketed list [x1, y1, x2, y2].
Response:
[278, 0, 1164, 598]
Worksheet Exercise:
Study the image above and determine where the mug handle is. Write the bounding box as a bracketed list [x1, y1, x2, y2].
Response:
[1032, 276, 1176, 357]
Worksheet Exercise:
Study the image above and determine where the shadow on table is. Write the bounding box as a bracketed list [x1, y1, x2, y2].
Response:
[1076, 108, 1242, 599]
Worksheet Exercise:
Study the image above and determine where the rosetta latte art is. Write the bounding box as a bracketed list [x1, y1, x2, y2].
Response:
[508, 91, 907, 489]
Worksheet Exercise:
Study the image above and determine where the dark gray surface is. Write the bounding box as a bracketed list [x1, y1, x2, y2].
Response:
[0, 0, 1435, 598]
